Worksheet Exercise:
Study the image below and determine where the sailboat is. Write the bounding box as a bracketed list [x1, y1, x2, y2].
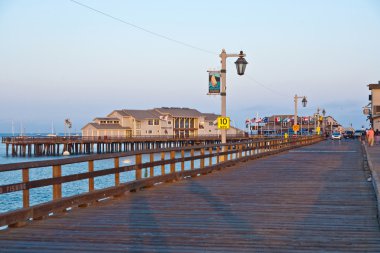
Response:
[47, 121, 57, 137]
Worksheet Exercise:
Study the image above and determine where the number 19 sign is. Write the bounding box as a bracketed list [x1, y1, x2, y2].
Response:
[217, 117, 230, 129]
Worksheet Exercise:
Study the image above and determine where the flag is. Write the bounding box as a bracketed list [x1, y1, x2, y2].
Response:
[263, 117, 268, 123]
[256, 117, 262, 123]
[251, 118, 256, 123]
[275, 117, 281, 123]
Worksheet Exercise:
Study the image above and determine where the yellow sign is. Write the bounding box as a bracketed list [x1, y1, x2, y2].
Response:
[319, 116, 323, 122]
[316, 127, 321, 134]
[284, 133, 288, 139]
[217, 117, 230, 129]
[292, 124, 300, 132]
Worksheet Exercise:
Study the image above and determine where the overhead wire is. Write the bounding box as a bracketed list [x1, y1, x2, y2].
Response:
[69, 0, 283, 98]
[69, 0, 217, 55]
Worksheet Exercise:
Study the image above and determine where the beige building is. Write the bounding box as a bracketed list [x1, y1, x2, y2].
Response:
[82, 107, 244, 137]
[368, 81, 380, 131]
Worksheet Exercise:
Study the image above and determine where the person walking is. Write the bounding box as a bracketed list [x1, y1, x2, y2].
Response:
[367, 128, 375, 147]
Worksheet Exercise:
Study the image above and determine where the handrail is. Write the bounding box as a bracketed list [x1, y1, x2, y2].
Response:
[0, 137, 281, 171]
[0, 135, 324, 227]
[1, 134, 250, 143]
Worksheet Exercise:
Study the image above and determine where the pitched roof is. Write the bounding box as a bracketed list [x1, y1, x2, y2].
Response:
[154, 107, 203, 118]
[110, 109, 161, 120]
[202, 113, 219, 121]
[93, 117, 119, 121]
[82, 123, 131, 130]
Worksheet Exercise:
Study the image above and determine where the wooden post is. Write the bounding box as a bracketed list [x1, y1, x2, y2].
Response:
[136, 154, 142, 180]
[200, 148, 205, 168]
[190, 149, 194, 169]
[52, 165, 62, 200]
[150, 153, 154, 177]
[181, 149, 185, 171]
[216, 146, 220, 164]
[89, 161, 94, 191]
[22, 168, 29, 208]
[161, 152, 165, 175]
[170, 150, 176, 173]
[114, 157, 120, 186]
[209, 147, 212, 166]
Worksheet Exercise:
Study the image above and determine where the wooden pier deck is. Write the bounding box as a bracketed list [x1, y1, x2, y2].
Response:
[1, 139, 380, 252]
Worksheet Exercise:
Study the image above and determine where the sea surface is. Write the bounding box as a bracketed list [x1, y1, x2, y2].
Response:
[0, 133, 207, 214]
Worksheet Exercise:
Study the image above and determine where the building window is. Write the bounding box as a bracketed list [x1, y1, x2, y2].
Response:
[154, 119, 159, 125]
[136, 121, 141, 129]
[148, 130, 152, 134]
[209, 122, 214, 126]
[100, 120, 106, 124]
[148, 120, 153, 125]
[374, 105, 380, 114]
[168, 121, 171, 125]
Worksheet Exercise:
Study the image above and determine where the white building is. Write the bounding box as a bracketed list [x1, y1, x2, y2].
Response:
[82, 107, 244, 137]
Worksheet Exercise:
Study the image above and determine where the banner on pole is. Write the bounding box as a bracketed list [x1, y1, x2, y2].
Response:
[207, 71, 221, 95]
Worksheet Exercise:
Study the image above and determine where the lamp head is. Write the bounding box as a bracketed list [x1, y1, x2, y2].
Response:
[301, 97, 307, 107]
[235, 51, 248, 75]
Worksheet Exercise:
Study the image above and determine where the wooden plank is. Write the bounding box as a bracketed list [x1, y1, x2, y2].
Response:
[1, 140, 380, 252]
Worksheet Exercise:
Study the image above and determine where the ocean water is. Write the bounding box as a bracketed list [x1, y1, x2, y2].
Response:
[0, 133, 216, 213]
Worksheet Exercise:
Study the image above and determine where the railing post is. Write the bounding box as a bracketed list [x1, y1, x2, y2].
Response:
[209, 147, 213, 166]
[170, 150, 176, 173]
[150, 153, 154, 177]
[136, 154, 142, 180]
[181, 149, 185, 171]
[22, 168, 29, 208]
[89, 161, 94, 191]
[52, 165, 62, 200]
[200, 148, 205, 169]
[190, 149, 194, 169]
[114, 157, 120, 186]
[161, 152, 165, 175]
[216, 146, 220, 164]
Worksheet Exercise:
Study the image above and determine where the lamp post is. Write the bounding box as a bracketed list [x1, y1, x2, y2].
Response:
[219, 49, 248, 143]
[322, 108, 326, 134]
[316, 107, 321, 135]
[294, 95, 307, 135]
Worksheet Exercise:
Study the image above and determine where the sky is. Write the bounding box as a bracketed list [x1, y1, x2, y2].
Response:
[0, 0, 379, 133]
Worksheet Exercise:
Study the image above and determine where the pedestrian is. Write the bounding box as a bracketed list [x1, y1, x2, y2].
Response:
[367, 128, 375, 147]
[376, 129, 380, 145]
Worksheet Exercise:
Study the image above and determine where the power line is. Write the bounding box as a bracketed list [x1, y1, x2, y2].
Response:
[245, 74, 288, 98]
[69, 0, 285, 98]
[69, 0, 217, 55]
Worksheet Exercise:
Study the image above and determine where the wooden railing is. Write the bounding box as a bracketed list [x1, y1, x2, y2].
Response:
[0, 136, 323, 227]
[1, 134, 249, 144]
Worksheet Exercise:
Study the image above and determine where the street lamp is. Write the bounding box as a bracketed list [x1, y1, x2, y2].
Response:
[322, 108, 326, 134]
[219, 49, 248, 144]
[294, 95, 307, 135]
